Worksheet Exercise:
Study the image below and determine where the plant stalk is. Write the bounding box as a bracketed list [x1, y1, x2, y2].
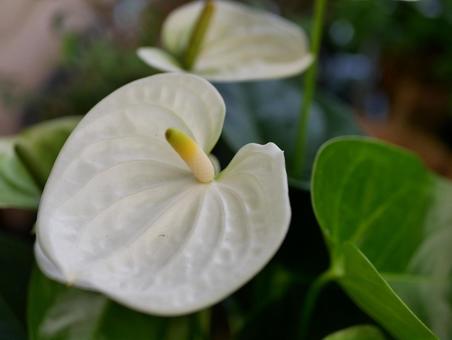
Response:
[298, 270, 334, 339]
[292, 0, 328, 177]
[181, 0, 215, 70]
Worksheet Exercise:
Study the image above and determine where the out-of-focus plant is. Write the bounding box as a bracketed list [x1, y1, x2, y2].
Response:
[26, 35, 152, 122]
[322, 324, 385, 340]
[330, 0, 452, 96]
[0, 117, 79, 209]
[217, 79, 360, 187]
[137, 0, 312, 81]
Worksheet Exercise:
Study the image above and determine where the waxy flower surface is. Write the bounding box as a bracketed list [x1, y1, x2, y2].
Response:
[35, 73, 291, 315]
[138, 0, 313, 82]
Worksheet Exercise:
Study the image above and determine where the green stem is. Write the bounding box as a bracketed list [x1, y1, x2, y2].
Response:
[292, 0, 328, 177]
[298, 270, 334, 339]
[181, 0, 215, 70]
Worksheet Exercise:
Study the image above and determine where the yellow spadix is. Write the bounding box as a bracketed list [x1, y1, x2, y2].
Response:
[165, 128, 215, 183]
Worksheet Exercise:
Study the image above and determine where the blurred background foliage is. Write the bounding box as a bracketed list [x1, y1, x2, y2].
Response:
[1, 0, 452, 339]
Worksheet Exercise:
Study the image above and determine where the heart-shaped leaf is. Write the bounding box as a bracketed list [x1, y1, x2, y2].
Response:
[322, 324, 385, 340]
[28, 266, 210, 340]
[138, 0, 312, 81]
[0, 117, 80, 209]
[36, 73, 290, 315]
[217, 80, 361, 188]
[312, 137, 452, 339]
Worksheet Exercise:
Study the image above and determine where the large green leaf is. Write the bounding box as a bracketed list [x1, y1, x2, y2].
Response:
[322, 324, 385, 340]
[0, 117, 80, 208]
[28, 267, 211, 340]
[312, 137, 452, 339]
[216, 80, 360, 188]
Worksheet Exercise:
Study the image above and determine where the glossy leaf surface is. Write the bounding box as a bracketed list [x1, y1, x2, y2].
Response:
[312, 137, 452, 339]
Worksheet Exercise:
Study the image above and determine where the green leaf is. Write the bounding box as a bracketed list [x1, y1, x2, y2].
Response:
[0, 138, 40, 208]
[216, 80, 360, 188]
[339, 244, 433, 339]
[0, 117, 80, 208]
[15, 117, 81, 189]
[323, 324, 385, 340]
[28, 267, 211, 340]
[312, 137, 452, 339]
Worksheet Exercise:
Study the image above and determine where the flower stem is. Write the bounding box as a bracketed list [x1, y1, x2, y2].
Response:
[298, 269, 334, 339]
[292, 0, 328, 177]
[181, 0, 215, 70]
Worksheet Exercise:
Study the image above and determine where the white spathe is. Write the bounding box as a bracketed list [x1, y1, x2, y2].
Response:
[137, 0, 313, 82]
[35, 73, 291, 315]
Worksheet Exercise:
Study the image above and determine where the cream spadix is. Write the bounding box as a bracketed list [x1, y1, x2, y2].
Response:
[137, 0, 313, 81]
[35, 73, 291, 315]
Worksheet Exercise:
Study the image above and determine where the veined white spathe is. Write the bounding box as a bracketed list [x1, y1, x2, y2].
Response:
[138, 0, 313, 82]
[35, 73, 291, 315]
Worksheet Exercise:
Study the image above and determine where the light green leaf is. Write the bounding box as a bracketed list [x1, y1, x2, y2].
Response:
[0, 138, 40, 209]
[15, 117, 81, 189]
[28, 267, 210, 340]
[0, 117, 80, 208]
[312, 137, 452, 339]
[323, 324, 385, 340]
[217, 80, 360, 188]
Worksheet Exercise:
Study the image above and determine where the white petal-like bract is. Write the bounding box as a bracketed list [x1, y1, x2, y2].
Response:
[36, 73, 291, 315]
[138, 0, 312, 81]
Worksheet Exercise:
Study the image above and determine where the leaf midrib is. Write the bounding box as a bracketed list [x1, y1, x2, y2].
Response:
[351, 184, 413, 244]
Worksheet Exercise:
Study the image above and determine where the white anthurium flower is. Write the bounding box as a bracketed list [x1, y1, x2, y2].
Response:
[35, 73, 291, 315]
[137, 0, 313, 82]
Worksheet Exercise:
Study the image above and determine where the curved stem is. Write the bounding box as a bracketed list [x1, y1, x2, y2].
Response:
[298, 270, 334, 339]
[292, 0, 328, 177]
[181, 0, 215, 70]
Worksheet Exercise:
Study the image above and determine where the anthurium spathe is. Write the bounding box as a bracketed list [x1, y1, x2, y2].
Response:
[137, 0, 313, 82]
[35, 73, 291, 315]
